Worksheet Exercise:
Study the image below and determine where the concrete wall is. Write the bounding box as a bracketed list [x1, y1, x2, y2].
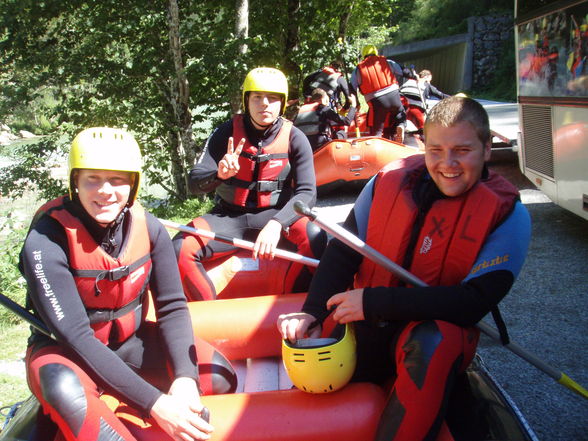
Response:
[380, 13, 513, 94]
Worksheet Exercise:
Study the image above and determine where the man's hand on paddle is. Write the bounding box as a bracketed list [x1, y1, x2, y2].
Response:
[217, 137, 245, 180]
[253, 219, 282, 260]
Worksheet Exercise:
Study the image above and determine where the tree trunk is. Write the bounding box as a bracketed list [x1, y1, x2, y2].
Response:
[283, 0, 301, 101]
[167, 0, 194, 200]
[231, 0, 249, 114]
[338, 0, 356, 41]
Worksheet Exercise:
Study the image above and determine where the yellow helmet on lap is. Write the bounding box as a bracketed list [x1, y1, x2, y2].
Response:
[282, 323, 356, 394]
[242, 67, 289, 114]
[69, 127, 142, 204]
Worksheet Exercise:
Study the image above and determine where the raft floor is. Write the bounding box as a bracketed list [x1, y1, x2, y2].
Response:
[233, 357, 293, 393]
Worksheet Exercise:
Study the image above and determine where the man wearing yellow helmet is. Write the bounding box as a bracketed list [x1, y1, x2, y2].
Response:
[174, 67, 326, 301]
[20, 127, 236, 441]
[351, 44, 406, 138]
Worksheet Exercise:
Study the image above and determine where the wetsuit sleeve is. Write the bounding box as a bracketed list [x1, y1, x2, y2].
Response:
[21, 216, 163, 416]
[362, 201, 532, 327]
[187, 120, 233, 194]
[350, 68, 360, 94]
[337, 76, 352, 107]
[387, 60, 404, 83]
[301, 178, 375, 322]
[271, 126, 317, 228]
[146, 213, 198, 380]
[427, 84, 450, 100]
[323, 106, 357, 126]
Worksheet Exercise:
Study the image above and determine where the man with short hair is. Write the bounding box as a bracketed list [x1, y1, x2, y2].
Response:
[278, 96, 531, 441]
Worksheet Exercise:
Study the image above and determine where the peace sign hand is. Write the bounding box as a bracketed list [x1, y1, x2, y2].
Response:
[217, 137, 245, 180]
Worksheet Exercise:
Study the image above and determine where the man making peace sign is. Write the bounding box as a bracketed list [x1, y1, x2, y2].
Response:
[174, 68, 326, 301]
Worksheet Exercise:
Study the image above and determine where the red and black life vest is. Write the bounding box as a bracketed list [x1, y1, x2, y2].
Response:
[354, 155, 518, 289]
[309, 66, 342, 97]
[216, 115, 292, 208]
[35, 197, 152, 345]
[357, 55, 398, 101]
[294, 102, 322, 136]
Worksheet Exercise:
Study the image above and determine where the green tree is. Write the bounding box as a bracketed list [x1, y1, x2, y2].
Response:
[0, 0, 415, 201]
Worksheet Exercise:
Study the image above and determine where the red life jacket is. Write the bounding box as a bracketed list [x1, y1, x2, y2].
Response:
[216, 115, 292, 208]
[36, 197, 152, 345]
[354, 155, 518, 289]
[294, 102, 322, 136]
[357, 55, 398, 99]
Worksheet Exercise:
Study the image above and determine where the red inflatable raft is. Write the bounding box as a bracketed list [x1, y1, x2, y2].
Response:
[0, 293, 537, 441]
[313, 136, 421, 194]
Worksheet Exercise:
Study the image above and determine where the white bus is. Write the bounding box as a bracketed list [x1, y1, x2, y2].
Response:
[515, 0, 588, 220]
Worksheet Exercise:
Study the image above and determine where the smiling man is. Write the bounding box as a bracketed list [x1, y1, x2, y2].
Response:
[174, 67, 326, 301]
[20, 127, 238, 441]
[278, 96, 532, 441]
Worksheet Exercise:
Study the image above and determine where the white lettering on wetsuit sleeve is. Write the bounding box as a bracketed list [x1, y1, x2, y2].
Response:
[32, 250, 65, 321]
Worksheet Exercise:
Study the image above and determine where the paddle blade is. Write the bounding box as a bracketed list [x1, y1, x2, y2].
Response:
[558, 373, 588, 400]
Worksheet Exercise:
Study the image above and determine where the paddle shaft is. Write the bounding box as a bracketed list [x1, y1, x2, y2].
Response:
[0, 295, 216, 420]
[294, 201, 588, 400]
[159, 219, 319, 268]
[0, 292, 53, 338]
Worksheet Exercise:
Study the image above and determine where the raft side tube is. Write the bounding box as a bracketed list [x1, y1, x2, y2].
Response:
[314, 137, 421, 188]
[189, 293, 306, 361]
[203, 251, 298, 299]
[118, 383, 387, 441]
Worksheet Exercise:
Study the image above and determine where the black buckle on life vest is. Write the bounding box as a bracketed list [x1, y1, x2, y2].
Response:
[106, 265, 130, 281]
[94, 265, 130, 296]
[256, 180, 283, 192]
[255, 153, 271, 163]
[87, 294, 143, 324]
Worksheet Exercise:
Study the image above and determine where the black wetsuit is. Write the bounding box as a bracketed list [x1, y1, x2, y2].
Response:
[175, 115, 325, 301]
[20, 198, 234, 440]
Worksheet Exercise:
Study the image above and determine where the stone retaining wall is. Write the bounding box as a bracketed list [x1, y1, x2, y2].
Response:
[469, 14, 513, 89]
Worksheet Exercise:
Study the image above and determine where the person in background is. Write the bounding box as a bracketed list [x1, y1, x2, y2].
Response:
[21, 127, 236, 441]
[174, 67, 326, 301]
[302, 60, 353, 110]
[294, 88, 357, 151]
[400, 68, 450, 141]
[278, 96, 531, 441]
[350, 44, 406, 139]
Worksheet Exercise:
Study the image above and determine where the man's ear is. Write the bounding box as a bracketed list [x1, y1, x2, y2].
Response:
[483, 141, 492, 162]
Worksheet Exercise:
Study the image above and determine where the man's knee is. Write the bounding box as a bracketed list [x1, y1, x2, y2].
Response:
[306, 221, 327, 258]
[39, 364, 88, 435]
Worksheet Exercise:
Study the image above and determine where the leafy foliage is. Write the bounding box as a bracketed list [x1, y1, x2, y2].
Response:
[0, 0, 510, 202]
[0, 221, 27, 326]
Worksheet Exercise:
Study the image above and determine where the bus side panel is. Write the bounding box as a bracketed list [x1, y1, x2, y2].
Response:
[553, 107, 588, 220]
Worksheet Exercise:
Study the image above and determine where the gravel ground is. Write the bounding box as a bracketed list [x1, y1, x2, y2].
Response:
[315, 150, 588, 441]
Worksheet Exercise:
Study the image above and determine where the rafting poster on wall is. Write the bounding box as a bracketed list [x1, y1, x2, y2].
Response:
[517, 1, 588, 97]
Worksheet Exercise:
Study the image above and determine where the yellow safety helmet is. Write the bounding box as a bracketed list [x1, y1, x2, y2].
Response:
[361, 44, 378, 58]
[68, 127, 142, 204]
[282, 323, 356, 394]
[242, 67, 289, 114]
